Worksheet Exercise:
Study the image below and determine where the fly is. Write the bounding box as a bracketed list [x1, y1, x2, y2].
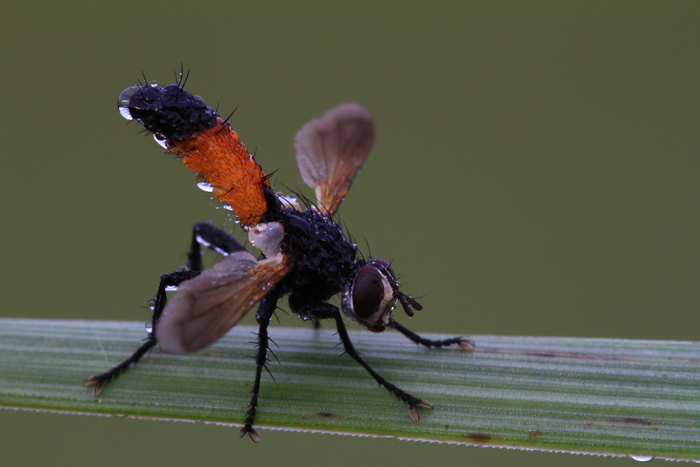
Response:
[87, 69, 474, 441]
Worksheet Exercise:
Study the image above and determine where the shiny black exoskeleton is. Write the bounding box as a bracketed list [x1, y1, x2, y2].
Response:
[266, 200, 360, 303]
[119, 83, 218, 141]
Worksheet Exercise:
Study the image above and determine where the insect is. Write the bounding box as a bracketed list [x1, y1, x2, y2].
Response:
[87, 70, 474, 441]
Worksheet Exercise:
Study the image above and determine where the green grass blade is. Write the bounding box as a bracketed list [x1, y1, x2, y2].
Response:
[1, 318, 698, 461]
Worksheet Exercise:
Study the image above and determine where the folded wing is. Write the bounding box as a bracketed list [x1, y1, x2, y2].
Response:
[156, 249, 291, 354]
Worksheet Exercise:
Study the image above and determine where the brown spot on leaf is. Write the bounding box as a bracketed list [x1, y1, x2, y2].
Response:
[610, 417, 653, 426]
[464, 433, 492, 444]
[525, 352, 557, 358]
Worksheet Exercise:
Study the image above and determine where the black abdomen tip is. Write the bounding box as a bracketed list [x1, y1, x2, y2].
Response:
[118, 82, 219, 142]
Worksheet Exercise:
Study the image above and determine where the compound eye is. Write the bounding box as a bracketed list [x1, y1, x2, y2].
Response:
[373, 258, 396, 280]
[352, 264, 386, 320]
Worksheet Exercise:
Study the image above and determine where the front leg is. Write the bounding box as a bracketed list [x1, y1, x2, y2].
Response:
[389, 319, 475, 350]
[288, 295, 432, 421]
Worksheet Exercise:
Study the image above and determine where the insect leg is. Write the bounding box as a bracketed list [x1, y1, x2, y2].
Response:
[187, 222, 246, 271]
[389, 319, 475, 350]
[85, 267, 200, 395]
[287, 295, 431, 421]
[239, 289, 281, 442]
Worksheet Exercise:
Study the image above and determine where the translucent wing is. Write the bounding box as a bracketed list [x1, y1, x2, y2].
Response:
[295, 103, 375, 216]
[156, 249, 291, 354]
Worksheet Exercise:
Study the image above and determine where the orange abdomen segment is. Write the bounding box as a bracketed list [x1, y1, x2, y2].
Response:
[171, 118, 270, 226]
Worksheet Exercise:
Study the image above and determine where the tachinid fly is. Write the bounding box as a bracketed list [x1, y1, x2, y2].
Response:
[87, 70, 473, 441]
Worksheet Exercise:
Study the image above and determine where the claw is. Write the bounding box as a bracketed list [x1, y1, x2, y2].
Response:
[239, 426, 261, 442]
[84, 377, 104, 396]
[416, 399, 433, 409]
[408, 404, 419, 420]
[458, 338, 475, 351]
[408, 399, 433, 420]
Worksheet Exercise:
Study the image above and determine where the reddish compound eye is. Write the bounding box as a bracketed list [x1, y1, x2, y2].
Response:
[352, 264, 386, 320]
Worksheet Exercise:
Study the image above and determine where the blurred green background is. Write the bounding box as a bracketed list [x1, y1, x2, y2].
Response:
[1, 1, 698, 465]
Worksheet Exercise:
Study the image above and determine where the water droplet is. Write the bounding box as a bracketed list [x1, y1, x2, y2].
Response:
[196, 235, 212, 248]
[223, 205, 233, 211]
[113, 413, 127, 418]
[153, 134, 168, 149]
[278, 195, 300, 210]
[150, 80, 158, 87]
[165, 285, 178, 292]
[119, 106, 133, 120]
[629, 456, 654, 462]
[195, 235, 228, 255]
[197, 182, 214, 192]
[117, 86, 140, 120]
